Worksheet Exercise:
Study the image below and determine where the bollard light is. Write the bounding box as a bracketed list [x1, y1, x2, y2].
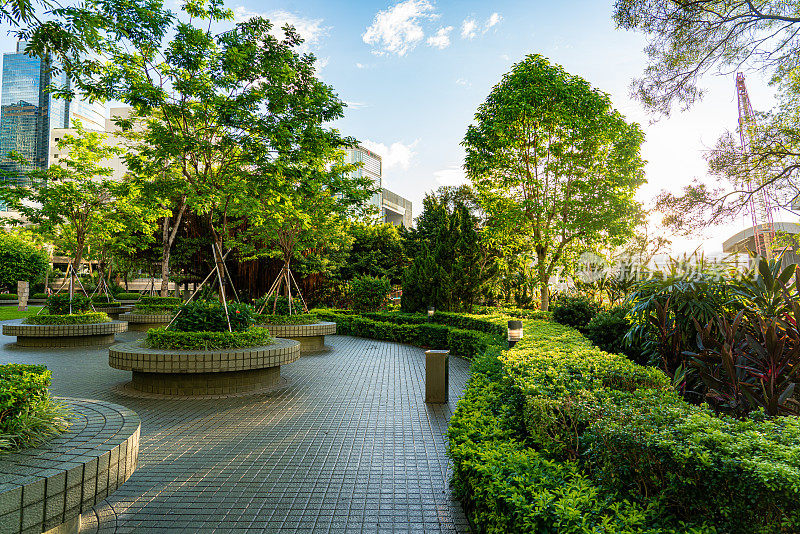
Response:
[427, 307, 435, 322]
[508, 320, 523, 348]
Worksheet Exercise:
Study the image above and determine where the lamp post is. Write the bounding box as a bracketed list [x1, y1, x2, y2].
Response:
[427, 307, 435, 323]
[508, 320, 523, 348]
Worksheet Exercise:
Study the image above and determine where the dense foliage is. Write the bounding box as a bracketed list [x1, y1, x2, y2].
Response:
[171, 301, 255, 333]
[348, 275, 391, 312]
[115, 292, 142, 300]
[0, 233, 48, 292]
[338, 222, 407, 284]
[145, 327, 271, 350]
[25, 312, 110, 325]
[583, 305, 643, 362]
[0, 364, 69, 452]
[46, 294, 92, 315]
[450, 318, 800, 533]
[257, 313, 318, 325]
[551, 295, 601, 330]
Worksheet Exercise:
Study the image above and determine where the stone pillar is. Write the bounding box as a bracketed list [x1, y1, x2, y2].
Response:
[17, 280, 29, 312]
[425, 349, 449, 403]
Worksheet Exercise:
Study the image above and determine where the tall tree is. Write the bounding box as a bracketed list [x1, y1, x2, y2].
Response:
[75, 0, 361, 299]
[463, 54, 646, 311]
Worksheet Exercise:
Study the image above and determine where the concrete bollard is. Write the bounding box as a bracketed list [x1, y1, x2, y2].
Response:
[425, 349, 449, 403]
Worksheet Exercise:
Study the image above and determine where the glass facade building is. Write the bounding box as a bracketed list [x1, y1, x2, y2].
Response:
[0, 42, 104, 207]
[344, 145, 383, 212]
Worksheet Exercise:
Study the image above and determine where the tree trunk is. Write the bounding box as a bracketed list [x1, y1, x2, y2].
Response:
[537, 250, 550, 311]
[160, 216, 171, 297]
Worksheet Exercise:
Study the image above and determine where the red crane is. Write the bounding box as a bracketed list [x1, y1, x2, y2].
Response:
[736, 72, 775, 257]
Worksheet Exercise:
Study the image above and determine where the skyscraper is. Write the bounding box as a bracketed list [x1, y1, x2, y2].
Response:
[343, 145, 413, 227]
[0, 42, 105, 196]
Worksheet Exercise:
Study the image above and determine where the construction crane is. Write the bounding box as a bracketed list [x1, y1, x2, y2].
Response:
[736, 72, 775, 257]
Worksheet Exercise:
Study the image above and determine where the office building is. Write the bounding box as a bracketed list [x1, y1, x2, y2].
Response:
[344, 145, 413, 227]
[0, 41, 105, 197]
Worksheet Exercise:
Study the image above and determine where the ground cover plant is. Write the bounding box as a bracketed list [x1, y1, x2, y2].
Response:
[0, 364, 70, 452]
[25, 312, 110, 325]
[145, 328, 271, 350]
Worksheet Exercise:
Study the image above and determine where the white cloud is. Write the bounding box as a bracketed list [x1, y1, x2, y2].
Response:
[362, 139, 420, 170]
[362, 0, 437, 57]
[355, 62, 368, 69]
[486, 12, 502, 30]
[344, 101, 369, 110]
[499, 53, 510, 61]
[433, 164, 468, 186]
[461, 18, 477, 39]
[233, 7, 326, 51]
[455, 77, 470, 86]
[426, 26, 453, 49]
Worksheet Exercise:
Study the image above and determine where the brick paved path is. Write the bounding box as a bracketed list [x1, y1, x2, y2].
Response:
[0, 324, 470, 533]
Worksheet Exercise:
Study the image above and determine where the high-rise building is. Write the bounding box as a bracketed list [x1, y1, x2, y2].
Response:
[344, 145, 413, 227]
[0, 41, 105, 198]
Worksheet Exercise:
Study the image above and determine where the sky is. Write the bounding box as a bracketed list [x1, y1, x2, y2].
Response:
[0, 0, 785, 256]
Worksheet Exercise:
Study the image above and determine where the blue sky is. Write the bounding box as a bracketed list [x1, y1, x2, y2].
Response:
[228, 0, 779, 255]
[0, 0, 783, 254]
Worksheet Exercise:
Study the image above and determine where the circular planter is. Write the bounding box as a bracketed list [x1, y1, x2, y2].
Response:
[0, 300, 19, 307]
[0, 398, 140, 534]
[257, 322, 336, 355]
[1, 321, 128, 347]
[118, 312, 173, 332]
[109, 338, 301, 396]
[91, 305, 127, 320]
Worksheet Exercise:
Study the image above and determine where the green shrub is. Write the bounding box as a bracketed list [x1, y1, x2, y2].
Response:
[46, 294, 92, 315]
[551, 295, 601, 329]
[349, 274, 391, 312]
[171, 300, 255, 332]
[115, 292, 141, 300]
[0, 364, 70, 452]
[145, 327, 271, 350]
[91, 294, 118, 304]
[25, 312, 111, 325]
[256, 295, 291, 315]
[130, 304, 180, 315]
[447, 328, 493, 357]
[257, 313, 318, 325]
[584, 305, 644, 362]
[30, 293, 48, 300]
[491, 319, 800, 533]
[139, 295, 181, 306]
[0, 233, 49, 292]
[0, 293, 17, 300]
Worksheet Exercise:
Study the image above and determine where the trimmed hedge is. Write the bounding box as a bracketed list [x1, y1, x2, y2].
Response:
[144, 327, 272, 350]
[91, 294, 118, 304]
[0, 364, 69, 452]
[115, 292, 141, 300]
[46, 294, 91, 315]
[257, 313, 319, 325]
[0, 293, 18, 300]
[25, 312, 111, 325]
[139, 296, 181, 306]
[30, 293, 48, 300]
[314, 309, 502, 358]
[450, 318, 800, 533]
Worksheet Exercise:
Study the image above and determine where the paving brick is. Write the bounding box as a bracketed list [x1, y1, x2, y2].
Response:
[0, 323, 470, 533]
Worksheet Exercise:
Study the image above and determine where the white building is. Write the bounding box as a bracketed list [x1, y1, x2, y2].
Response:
[343, 145, 413, 227]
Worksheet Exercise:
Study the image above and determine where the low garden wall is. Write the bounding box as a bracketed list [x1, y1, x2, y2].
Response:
[257, 322, 336, 354]
[109, 338, 300, 396]
[0, 398, 140, 534]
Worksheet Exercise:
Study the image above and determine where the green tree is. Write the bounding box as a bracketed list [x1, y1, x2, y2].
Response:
[463, 55, 646, 311]
[0, 232, 49, 291]
[1, 122, 161, 279]
[401, 187, 495, 313]
[339, 222, 408, 284]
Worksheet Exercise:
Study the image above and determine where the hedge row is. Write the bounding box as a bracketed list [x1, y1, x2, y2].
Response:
[313, 309, 504, 358]
[0, 293, 18, 300]
[473, 305, 551, 320]
[116, 292, 142, 300]
[450, 318, 800, 533]
[130, 304, 180, 314]
[144, 327, 272, 350]
[25, 312, 111, 325]
[362, 310, 507, 337]
[0, 364, 69, 452]
[139, 296, 181, 306]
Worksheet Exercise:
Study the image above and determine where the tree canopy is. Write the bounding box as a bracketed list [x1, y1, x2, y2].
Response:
[463, 54, 646, 310]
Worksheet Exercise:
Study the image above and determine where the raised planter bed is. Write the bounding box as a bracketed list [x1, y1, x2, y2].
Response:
[257, 322, 336, 355]
[0, 398, 140, 534]
[109, 337, 301, 396]
[91, 305, 128, 320]
[117, 312, 173, 332]
[1, 321, 128, 347]
[0, 300, 19, 307]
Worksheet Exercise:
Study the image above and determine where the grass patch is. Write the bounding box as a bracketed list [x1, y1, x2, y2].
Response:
[0, 306, 44, 321]
[25, 312, 111, 325]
